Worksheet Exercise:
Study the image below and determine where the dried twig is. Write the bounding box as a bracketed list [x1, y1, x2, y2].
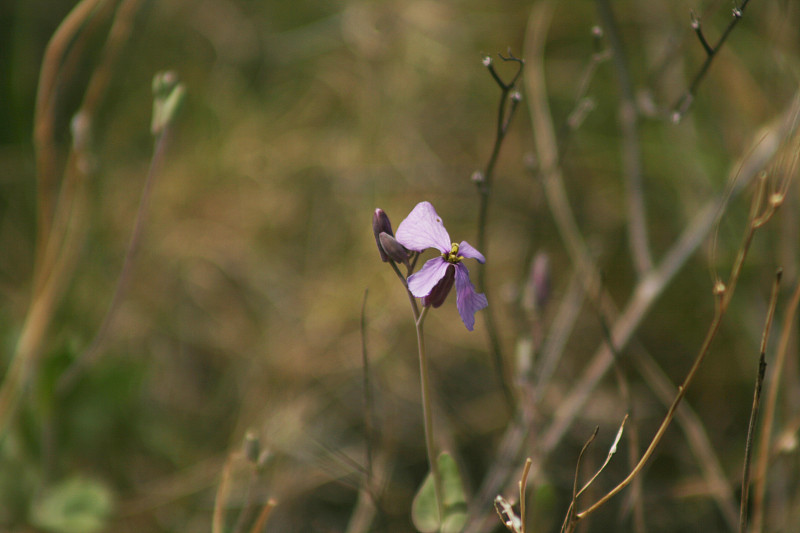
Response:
[475, 52, 525, 412]
[740, 270, 781, 533]
[574, 167, 784, 522]
[672, 0, 753, 121]
[751, 276, 800, 532]
[522, 0, 798, 525]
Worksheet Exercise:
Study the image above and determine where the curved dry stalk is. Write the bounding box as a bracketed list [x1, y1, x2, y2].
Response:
[475, 53, 525, 412]
[632, 345, 739, 529]
[574, 174, 783, 522]
[33, 0, 106, 248]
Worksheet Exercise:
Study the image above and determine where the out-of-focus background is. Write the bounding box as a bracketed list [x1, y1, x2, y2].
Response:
[1, 0, 799, 531]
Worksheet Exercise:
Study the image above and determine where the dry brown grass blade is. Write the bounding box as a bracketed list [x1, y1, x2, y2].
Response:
[33, 0, 105, 245]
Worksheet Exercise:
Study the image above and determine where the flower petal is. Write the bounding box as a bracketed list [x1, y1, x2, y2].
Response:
[457, 241, 485, 264]
[408, 257, 450, 298]
[422, 264, 455, 308]
[454, 263, 488, 331]
[395, 201, 452, 253]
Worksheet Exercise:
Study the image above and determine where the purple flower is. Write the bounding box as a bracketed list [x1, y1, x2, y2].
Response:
[395, 201, 488, 331]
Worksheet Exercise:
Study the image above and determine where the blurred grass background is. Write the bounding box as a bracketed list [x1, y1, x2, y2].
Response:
[1, 0, 799, 531]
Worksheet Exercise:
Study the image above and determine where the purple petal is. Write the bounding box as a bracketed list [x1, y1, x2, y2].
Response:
[457, 241, 485, 264]
[422, 264, 455, 308]
[395, 202, 452, 253]
[454, 263, 488, 331]
[408, 257, 450, 298]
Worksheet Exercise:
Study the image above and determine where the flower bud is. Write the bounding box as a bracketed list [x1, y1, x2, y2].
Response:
[372, 208, 394, 262]
[422, 264, 455, 308]
[379, 232, 409, 265]
[523, 252, 551, 313]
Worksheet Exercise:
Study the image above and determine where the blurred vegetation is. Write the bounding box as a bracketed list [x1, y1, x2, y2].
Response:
[1, 0, 799, 532]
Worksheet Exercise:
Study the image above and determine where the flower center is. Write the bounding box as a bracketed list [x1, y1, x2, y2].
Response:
[443, 242, 461, 264]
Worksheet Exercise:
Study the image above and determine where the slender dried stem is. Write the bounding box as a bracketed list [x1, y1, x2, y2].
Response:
[526, 0, 800, 467]
[561, 428, 599, 533]
[476, 53, 524, 412]
[751, 278, 800, 532]
[57, 121, 169, 394]
[740, 270, 780, 533]
[632, 345, 739, 529]
[672, 0, 753, 121]
[33, 0, 106, 251]
[524, 0, 797, 523]
[212, 455, 235, 533]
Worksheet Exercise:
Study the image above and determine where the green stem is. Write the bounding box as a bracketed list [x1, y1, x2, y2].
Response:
[415, 306, 443, 528]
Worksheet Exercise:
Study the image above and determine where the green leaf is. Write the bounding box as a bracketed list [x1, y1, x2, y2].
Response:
[411, 452, 468, 533]
[30, 477, 114, 533]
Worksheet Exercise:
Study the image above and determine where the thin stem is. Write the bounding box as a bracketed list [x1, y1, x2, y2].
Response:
[739, 269, 781, 532]
[561, 427, 598, 533]
[751, 278, 800, 532]
[632, 344, 739, 529]
[390, 259, 420, 318]
[595, 0, 651, 277]
[524, 0, 798, 482]
[476, 52, 524, 412]
[672, 0, 753, 121]
[575, 179, 780, 521]
[414, 306, 444, 526]
[740, 271, 780, 533]
[519, 458, 532, 533]
[33, 0, 105, 255]
[360, 290, 374, 492]
[740, 355, 767, 533]
[57, 127, 170, 394]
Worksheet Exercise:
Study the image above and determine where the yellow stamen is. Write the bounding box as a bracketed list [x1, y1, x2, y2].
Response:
[443, 242, 461, 263]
